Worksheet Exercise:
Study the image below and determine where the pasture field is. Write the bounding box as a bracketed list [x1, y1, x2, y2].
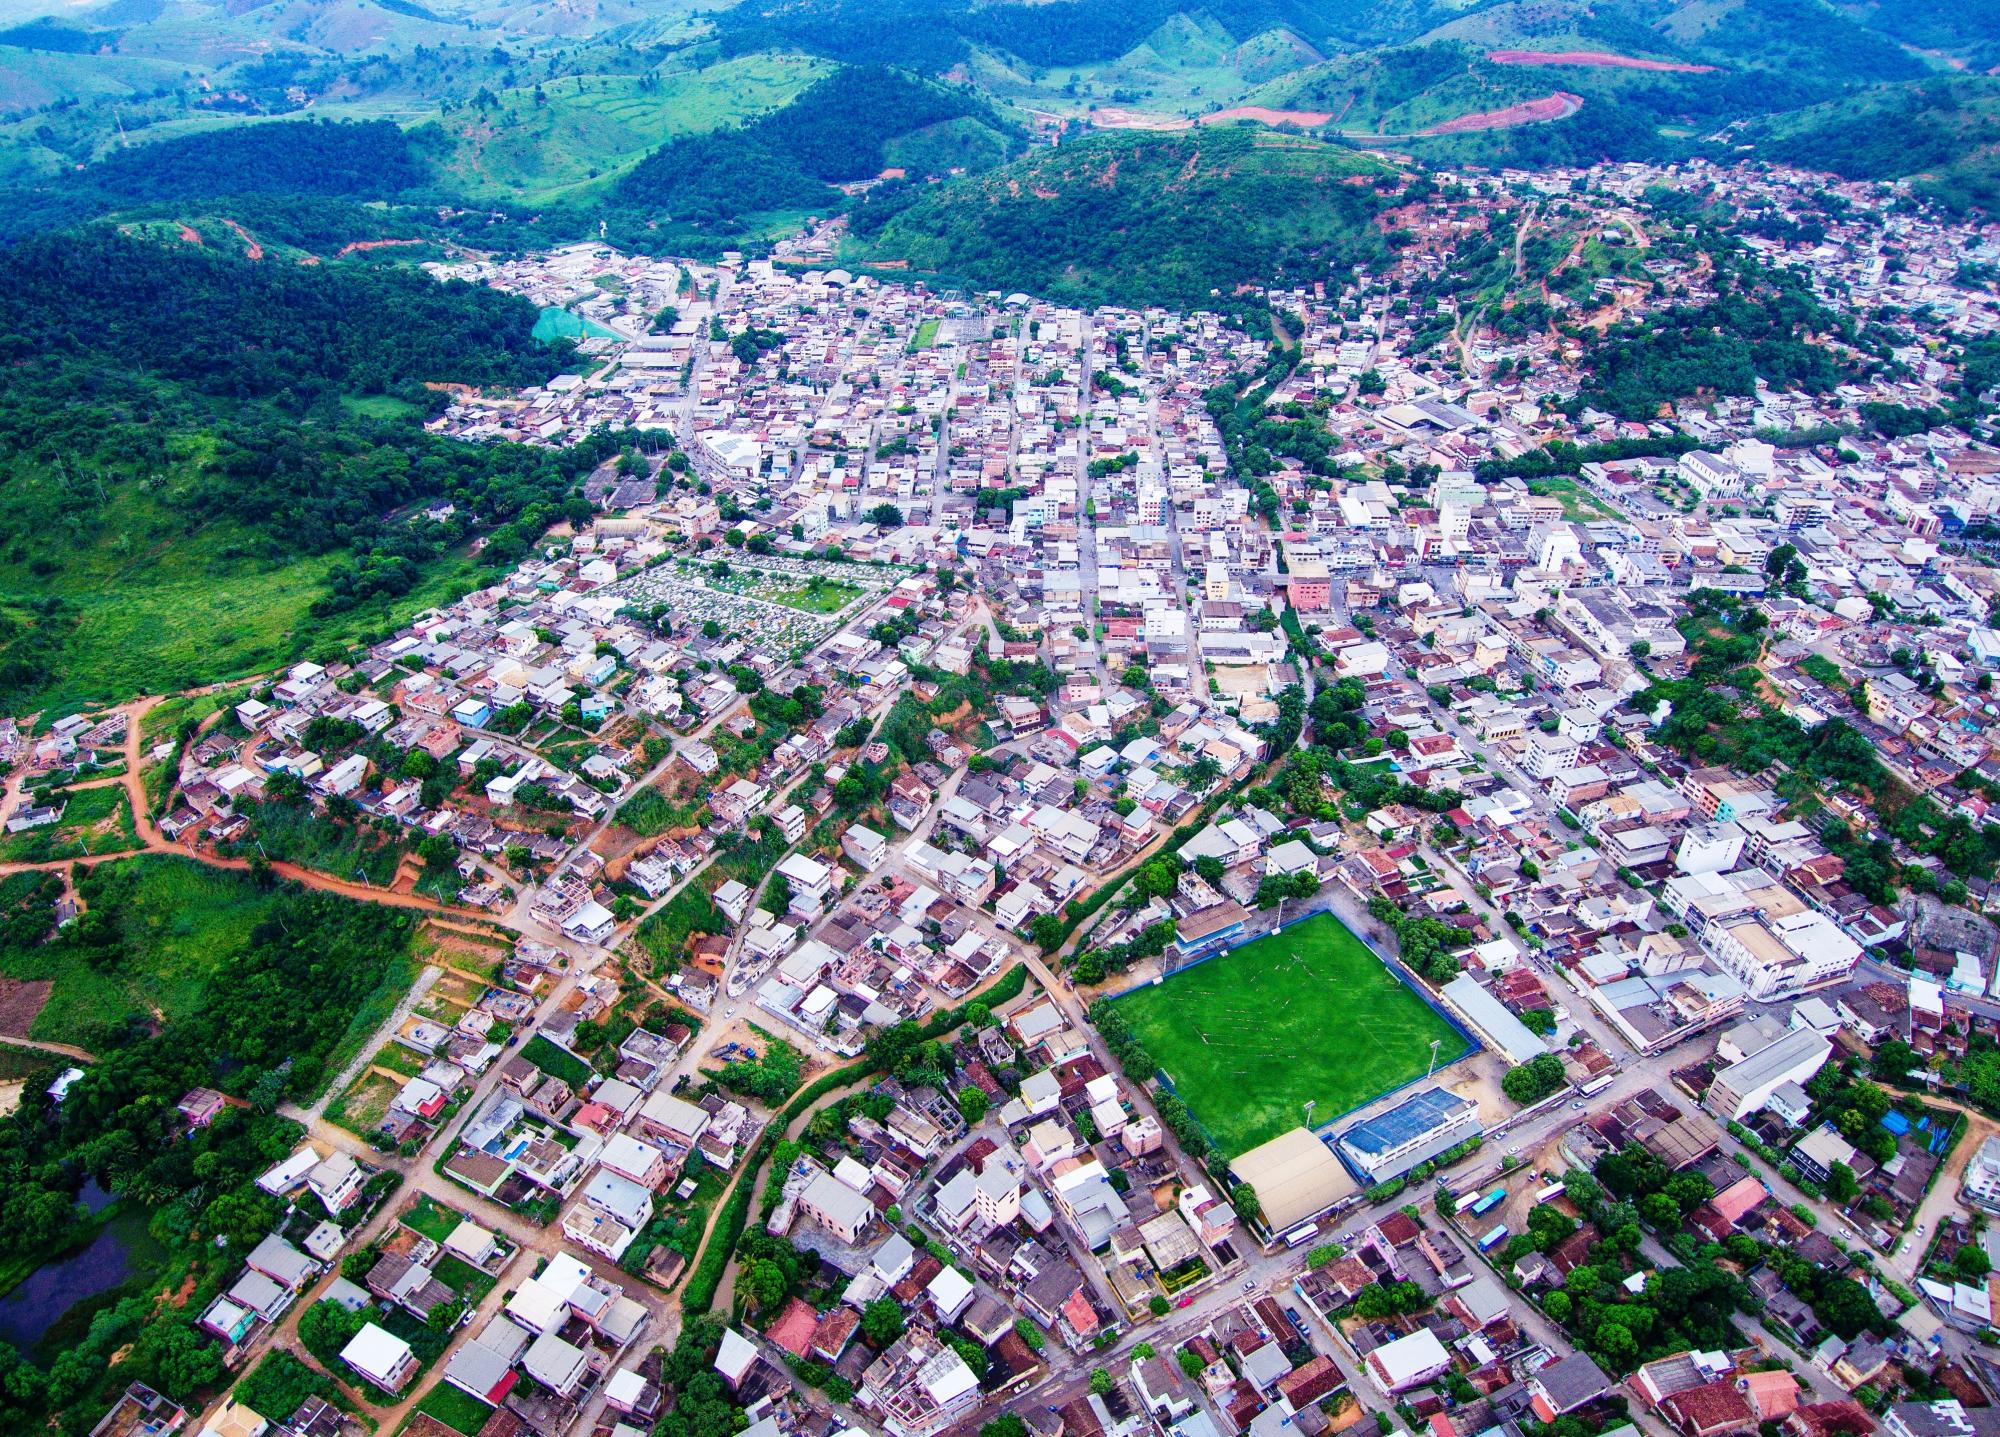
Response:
[1112, 910, 1467, 1157]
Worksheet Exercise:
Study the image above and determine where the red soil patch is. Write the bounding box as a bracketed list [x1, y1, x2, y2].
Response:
[0, 978, 50, 1038]
[1424, 91, 1583, 134]
[1487, 49, 1715, 73]
[1200, 105, 1334, 128]
[175, 225, 202, 245]
[221, 218, 263, 260]
[335, 237, 426, 258]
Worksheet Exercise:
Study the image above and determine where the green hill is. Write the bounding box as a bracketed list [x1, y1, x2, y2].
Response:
[843, 123, 1397, 309]
[598, 64, 1024, 250]
[1737, 76, 2000, 217]
[0, 226, 600, 711]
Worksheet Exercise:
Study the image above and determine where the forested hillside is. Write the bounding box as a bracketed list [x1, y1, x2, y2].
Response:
[0, 119, 433, 245]
[603, 65, 1021, 246]
[0, 228, 604, 708]
[846, 124, 1397, 309]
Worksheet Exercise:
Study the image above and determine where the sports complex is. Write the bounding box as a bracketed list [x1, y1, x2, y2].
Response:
[1111, 909, 1473, 1160]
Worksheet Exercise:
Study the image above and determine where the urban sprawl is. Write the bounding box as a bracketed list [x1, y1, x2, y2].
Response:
[51, 156, 2000, 1437]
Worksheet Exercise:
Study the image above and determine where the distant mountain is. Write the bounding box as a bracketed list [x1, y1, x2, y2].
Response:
[842, 123, 1398, 309]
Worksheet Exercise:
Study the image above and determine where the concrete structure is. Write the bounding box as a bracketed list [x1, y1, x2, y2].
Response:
[1337, 1087, 1480, 1185]
[1705, 1028, 1832, 1122]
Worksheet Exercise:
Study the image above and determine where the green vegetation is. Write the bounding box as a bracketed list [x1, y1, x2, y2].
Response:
[411, 1381, 495, 1436]
[637, 883, 729, 969]
[0, 859, 285, 1046]
[1109, 911, 1466, 1156]
[1575, 259, 1854, 420]
[0, 223, 633, 710]
[522, 1034, 592, 1087]
[848, 125, 1394, 309]
[0, 867, 417, 1431]
[238, 1352, 343, 1428]
[602, 66, 1020, 251]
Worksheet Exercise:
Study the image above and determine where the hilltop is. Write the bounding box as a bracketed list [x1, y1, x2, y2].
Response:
[843, 124, 1398, 310]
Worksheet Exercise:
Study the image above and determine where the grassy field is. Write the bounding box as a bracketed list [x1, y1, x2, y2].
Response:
[0, 464, 497, 718]
[1112, 911, 1467, 1157]
[0, 856, 282, 1046]
[1527, 476, 1622, 522]
[407, 1381, 495, 1437]
[434, 53, 833, 203]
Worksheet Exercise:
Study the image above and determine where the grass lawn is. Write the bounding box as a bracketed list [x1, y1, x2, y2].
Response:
[0, 785, 140, 862]
[326, 1071, 398, 1138]
[399, 1193, 465, 1244]
[768, 579, 865, 614]
[521, 1034, 592, 1087]
[1111, 910, 1467, 1158]
[407, 1380, 494, 1437]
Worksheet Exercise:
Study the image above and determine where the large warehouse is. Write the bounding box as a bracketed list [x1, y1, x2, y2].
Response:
[1228, 1127, 1358, 1234]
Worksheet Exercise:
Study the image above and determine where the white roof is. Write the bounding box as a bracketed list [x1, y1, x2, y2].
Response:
[256, 1148, 320, 1195]
[341, 1322, 413, 1381]
[506, 1277, 570, 1334]
[1370, 1327, 1450, 1385]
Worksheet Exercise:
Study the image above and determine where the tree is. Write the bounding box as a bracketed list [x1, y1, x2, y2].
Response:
[957, 1085, 990, 1125]
[417, 832, 457, 873]
[1230, 1183, 1262, 1224]
[868, 503, 905, 527]
[1090, 1369, 1114, 1396]
[982, 1418, 1029, 1437]
[1827, 1161, 1860, 1204]
[862, 1297, 906, 1347]
[1177, 1349, 1206, 1378]
[1501, 1053, 1567, 1106]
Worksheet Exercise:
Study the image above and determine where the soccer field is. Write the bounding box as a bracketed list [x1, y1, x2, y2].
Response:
[1112, 910, 1470, 1158]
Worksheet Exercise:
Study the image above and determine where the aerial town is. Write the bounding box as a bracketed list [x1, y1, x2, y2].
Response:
[34, 153, 2000, 1437]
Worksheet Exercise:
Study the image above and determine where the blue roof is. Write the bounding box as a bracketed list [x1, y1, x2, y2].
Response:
[1339, 1086, 1477, 1157]
[1881, 1111, 1911, 1136]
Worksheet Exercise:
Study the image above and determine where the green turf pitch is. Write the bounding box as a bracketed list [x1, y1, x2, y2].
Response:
[1112, 909, 1469, 1158]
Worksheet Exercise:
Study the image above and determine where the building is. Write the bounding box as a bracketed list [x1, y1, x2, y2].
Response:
[859, 1330, 983, 1437]
[1338, 1087, 1480, 1185]
[1228, 1127, 1359, 1233]
[1528, 1352, 1613, 1420]
[1961, 1136, 2000, 1214]
[1441, 975, 1545, 1066]
[798, 1170, 874, 1243]
[89, 1384, 186, 1437]
[1363, 1328, 1451, 1394]
[1703, 910, 1860, 1000]
[341, 1323, 418, 1393]
[1705, 1028, 1832, 1122]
